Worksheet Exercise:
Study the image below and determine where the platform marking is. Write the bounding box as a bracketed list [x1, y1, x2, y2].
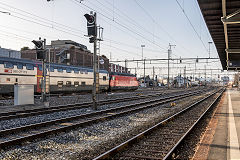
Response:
[228, 90, 240, 159]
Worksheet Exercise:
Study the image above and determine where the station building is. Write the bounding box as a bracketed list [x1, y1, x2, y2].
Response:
[0, 47, 21, 59]
[21, 40, 109, 71]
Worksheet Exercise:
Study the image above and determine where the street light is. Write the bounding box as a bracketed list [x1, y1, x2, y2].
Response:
[208, 42, 213, 58]
[141, 45, 145, 60]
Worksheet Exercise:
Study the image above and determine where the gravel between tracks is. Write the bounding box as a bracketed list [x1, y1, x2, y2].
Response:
[0, 89, 187, 131]
[170, 92, 222, 159]
[0, 88, 198, 106]
[0, 88, 217, 159]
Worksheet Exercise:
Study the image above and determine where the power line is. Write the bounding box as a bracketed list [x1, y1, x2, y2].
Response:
[133, 0, 201, 57]
[0, 1, 85, 35]
[71, 0, 166, 50]
[175, 0, 208, 53]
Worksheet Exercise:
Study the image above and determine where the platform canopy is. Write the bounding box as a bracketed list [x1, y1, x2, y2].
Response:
[198, 0, 240, 70]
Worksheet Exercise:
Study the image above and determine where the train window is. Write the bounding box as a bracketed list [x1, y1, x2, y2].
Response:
[66, 68, 72, 73]
[85, 70, 88, 74]
[49, 66, 54, 72]
[17, 63, 23, 69]
[103, 76, 107, 81]
[6, 78, 10, 82]
[80, 70, 84, 74]
[74, 69, 79, 74]
[66, 81, 71, 86]
[57, 81, 63, 88]
[57, 68, 63, 72]
[26, 64, 34, 70]
[74, 81, 79, 87]
[4, 62, 14, 69]
[81, 81, 86, 86]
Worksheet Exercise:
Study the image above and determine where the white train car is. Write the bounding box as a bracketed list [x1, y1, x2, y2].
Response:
[0, 57, 109, 94]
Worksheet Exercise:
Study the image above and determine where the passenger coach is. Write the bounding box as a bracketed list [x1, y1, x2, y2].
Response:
[0, 57, 109, 94]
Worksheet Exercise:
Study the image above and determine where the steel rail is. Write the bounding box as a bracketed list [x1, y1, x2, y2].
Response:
[0, 89, 208, 148]
[0, 92, 166, 121]
[163, 88, 225, 159]
[93, 88, 224, 160]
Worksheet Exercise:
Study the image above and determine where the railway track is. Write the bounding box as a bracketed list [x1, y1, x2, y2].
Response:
[93, 88, 224, 160]
[0, 88, 209, 148]
[0, 88, 201, 121]
[0, 92, 165, 121]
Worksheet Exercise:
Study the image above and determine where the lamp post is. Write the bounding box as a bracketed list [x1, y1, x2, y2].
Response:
[141, 45, 145, 60]
[208, 42, 213, 58]
[141, 45, 146, 87]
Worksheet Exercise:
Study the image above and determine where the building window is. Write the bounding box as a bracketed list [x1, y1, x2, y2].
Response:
[57, 81, 63, 88]
[17, 63, 23, 69]
[66, 81, 71, 86]
[81, 81, 86, 86]
[26, 64, 34, 70]
[4, 62, 14, 69]
[103, 76, 107, 81]
[74, 81, 79, 87]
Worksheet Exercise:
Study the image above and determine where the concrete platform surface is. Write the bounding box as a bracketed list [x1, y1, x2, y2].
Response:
[208, 88, 240, 160]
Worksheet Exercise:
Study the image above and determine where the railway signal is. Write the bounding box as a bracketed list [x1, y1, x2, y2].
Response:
[84, 13, 97, 38]
[32, 39, 46, 60]
[32, 38, 48, 104]
[84, 12, 98, 110]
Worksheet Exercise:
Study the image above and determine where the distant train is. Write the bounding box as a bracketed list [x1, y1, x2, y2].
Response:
[0, 57, 138, 94]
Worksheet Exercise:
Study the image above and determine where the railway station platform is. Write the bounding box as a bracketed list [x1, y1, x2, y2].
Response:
[194, 88, 240, 160]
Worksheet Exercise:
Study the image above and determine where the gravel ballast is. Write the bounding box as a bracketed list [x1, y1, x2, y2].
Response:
[0, 87, 219, 159]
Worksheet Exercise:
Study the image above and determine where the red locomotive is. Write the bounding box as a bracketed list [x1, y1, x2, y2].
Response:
[109, 72, 139, 90]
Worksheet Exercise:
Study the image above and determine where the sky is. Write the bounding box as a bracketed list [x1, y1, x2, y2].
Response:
[0, 0, 235, 79]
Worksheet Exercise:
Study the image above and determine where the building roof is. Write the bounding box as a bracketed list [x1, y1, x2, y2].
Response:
[198, 0, 240, 70]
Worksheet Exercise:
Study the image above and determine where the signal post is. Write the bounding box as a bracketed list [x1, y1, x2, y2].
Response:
[84, 12, 98, 110]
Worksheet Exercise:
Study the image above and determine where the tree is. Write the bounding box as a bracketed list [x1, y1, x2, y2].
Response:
[21, 46, 29, 51]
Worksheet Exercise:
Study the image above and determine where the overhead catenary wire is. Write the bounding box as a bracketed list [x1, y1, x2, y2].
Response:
[175, 0, 208, 53]
[71, 0, 166, 50]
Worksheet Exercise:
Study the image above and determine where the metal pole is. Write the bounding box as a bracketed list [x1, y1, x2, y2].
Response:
[205, 65, 207, 86]
[92, 37, 97, 110]
[125, 59, 127, 73]
[92, 12, 97, 110]
[41, 60, 44, 102]
[43, 39, 47, 102]
[184, 66, 186, 88]
[208, 42, 212, 58]
[194, 60, 196, 81]
[144, 59, 146, 87]
[48, 48, 51, 99]
[168, 49, 170, 89]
